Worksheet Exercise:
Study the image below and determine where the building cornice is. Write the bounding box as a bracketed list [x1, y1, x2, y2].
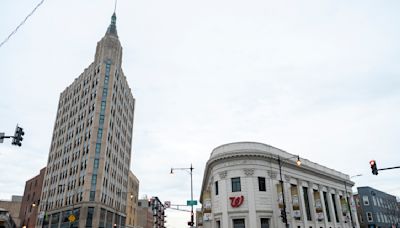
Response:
[200, 142, 354, 202]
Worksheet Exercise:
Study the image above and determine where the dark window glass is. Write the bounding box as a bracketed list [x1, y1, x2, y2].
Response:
[323, 192, 331, 222]
[99, 208, 106, 228]
[258, 177, 266, 191]
[233, 218, 245, 228]
[216, 221, 221, 228]
[86, 207, 94, 227]
[231, 177, 241, 192]
[106, 210, 113, 227]
[89, 191, 95, 201]
[261, 218, 269, 228]
[215, 181, 219, 195]
[331, 194, 339, 223]
[303, 187, 312, 221]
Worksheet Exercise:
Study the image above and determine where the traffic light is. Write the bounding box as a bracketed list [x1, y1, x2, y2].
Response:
[280, 209, 287, 223]
[11, 125, 24, 147]
[187, 221, 194, 226]
[370, 160, 378, 175]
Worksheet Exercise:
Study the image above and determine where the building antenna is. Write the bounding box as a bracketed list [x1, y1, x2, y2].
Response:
[114, 0, 117, 13]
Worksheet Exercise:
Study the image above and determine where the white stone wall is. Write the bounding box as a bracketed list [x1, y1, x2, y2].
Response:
[200, 142, 360, 228]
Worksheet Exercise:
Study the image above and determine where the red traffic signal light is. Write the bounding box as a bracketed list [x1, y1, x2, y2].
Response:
[369, 160, 375, 166]
[370, 160, 378, 175]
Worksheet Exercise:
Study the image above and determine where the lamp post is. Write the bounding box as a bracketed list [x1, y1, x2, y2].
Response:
[277, 155, 301, 228]
[344, 174, 362, 227]
[170, 164, 194, 227]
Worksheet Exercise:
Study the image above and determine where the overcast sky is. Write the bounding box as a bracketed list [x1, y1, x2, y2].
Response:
[1, 0, 400, 227]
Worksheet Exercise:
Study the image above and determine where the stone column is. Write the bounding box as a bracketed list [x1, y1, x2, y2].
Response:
[335, 192, 345, 227]
[306, 183, 317, 227]
[268, 170, 281, 228]
[319, 186, 329, 228]
[244, 168, 256, 228]
[284, 175, 294, 228]
[218, 171, 229, 228]
[327, 188, 338, 226]
[298, 181, 308, 227]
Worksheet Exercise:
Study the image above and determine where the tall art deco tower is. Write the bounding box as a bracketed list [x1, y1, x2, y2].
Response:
[38, 13, 135, 228]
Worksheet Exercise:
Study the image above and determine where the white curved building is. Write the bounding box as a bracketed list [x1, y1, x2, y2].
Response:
[199, 142, 359, 228]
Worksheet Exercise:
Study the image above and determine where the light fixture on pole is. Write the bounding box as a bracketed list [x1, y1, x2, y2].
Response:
[170, 164, 195, 227]
[277, 155, 301, 228]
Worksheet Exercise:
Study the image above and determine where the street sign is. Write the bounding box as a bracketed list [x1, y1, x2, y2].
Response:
[68, 214, 76, 223]
[187, 200, 197, 206]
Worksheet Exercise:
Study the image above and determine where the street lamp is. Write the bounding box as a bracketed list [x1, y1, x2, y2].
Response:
[277, 155, 301, 228]
[170, 164, 194, 227]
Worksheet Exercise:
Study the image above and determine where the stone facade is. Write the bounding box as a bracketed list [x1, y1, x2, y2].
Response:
[19, 167, 46, 228]
[38, 13, 135, 228]
[136, 199, 153, 228]
[126, 171, 139, 227]
[200, 142, 360, 228]
[0, 196, 22, 227]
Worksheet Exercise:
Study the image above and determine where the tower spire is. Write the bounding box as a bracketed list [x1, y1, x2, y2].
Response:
[106, 11, 118, 37]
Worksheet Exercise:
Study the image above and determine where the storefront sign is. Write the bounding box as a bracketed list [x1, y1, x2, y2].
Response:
[229, 196, 244, 208]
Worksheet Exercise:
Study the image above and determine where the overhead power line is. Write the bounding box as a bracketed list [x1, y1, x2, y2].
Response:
[0, 0, 45, 48]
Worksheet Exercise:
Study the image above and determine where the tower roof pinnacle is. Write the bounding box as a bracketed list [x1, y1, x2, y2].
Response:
[106, 12, 118, 37]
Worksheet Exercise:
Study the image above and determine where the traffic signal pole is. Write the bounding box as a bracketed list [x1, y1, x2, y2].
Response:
[378, 166, 400, 171]
[370, 160, 400, 175]
[0, 124, 25, 146]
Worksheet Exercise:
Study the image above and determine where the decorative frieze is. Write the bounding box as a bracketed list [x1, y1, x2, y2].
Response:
[243, 168, 254, 176]
[267, 170, 277, 179]
[219, 171, 227, 179]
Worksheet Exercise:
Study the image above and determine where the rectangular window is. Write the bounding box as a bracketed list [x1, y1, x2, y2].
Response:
[231, 177, 241, 192]
[363, 195, 369, 205]
[216, 220, 221, 228]
[215, 181, 219, 195]
[260, 218, 269, 228]
[323, 192, 331, 222]
[91, 175, 97, 185]
[99, 208, 106, 228]
[94, 159, 99, 169]
[303, 187, 312, 221]
[367, 212, 373, 222]
[233, 218, 245, 228]
[331, 194, 339, 223]
[99, 115, 105, 125]
[89, 191, 95, 201]
[258, 177, 266, 191]
[291, 185, 301, 220]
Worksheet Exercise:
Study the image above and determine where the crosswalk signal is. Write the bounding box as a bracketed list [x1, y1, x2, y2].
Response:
[370, 160, 378, 175]
[12, 125, 24, 147]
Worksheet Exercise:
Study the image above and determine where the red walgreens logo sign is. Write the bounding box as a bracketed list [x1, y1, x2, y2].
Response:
[229, 196, 244, 208]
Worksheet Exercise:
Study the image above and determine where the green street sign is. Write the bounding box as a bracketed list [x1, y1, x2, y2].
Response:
[187, 200, 198, 206]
